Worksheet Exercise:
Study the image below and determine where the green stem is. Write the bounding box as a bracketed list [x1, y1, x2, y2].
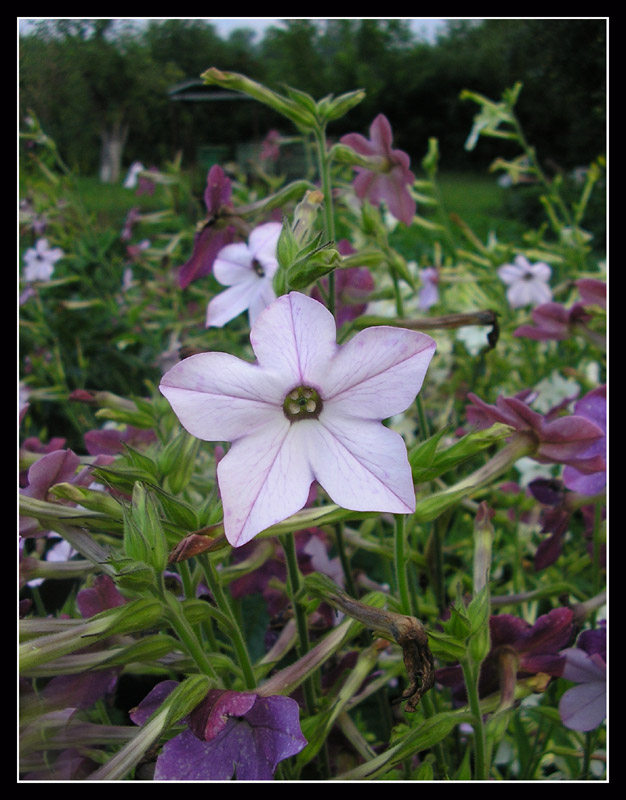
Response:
[334, 523, 358, 597]
[314, 124, 336, 317]
[280, 532, 316, 713]
[461, 659, 488, 780]
[198, 554, 256, 690]
[394, 514, 412, 616]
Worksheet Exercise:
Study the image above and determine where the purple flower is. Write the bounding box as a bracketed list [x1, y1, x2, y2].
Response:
[418, 267, 440, 311]
[561, 385, 606, 495]
[497, 255, 552, 309]
[575, 278, 606, 309]
[437, 608, 574, 701]
[260, 129, 281, 162]
[340, 114, 416, 225]
[514, 301, 591, 341]
[205, 221, 282, 328]
[178, 165, 236, 289]
[161, 291, 436, 547]
[466, 391, 605, 470]
[559, 622, 606, 731]
[22, 238, 64, 282]
[131, 683, 307, 781]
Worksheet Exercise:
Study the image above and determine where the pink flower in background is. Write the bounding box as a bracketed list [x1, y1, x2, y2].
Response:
[260, 129, 282, 162]
[161, 291, 436, 547]
[340, 114, 416, 225]
[561, 385, 606, 495]
[22, 238, 64, 282]
[559, 622, 606, 732]
[205, 221, 282, 328]
[498, 255, 552, 308]
[575, 278, 606, 309]
[514, 301, 591, 341]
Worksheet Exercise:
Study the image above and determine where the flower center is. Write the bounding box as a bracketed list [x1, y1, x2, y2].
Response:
[252, 258, 265, 277]
[283, 386, 323, 422]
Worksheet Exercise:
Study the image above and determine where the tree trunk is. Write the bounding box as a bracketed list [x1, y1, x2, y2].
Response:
[99, 119, 129, 183]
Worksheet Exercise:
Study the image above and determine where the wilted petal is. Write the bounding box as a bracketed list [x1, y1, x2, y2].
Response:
[304, 414, 416, 513]
[324, 326, 436, 420]
[217, 419, 315, 547]
[160, 352, 285, 443]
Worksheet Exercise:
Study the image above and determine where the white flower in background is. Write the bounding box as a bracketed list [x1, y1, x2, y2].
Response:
[531, 372, 580, 414]
[456, 325, 492, 356]
[22, 238, 64, 282]
[497, 254, 552, 309]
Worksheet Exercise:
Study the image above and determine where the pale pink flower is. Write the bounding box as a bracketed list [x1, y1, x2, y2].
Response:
[22, 238, 64, 282]
[498, 255, 552, 308]
[206, 222, 282, 328]
[161, 291, 436, 547]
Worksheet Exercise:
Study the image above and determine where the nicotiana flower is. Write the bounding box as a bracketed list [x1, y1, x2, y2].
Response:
[561, 385, 606, 495]
[418, 267, 440, 311]
[130, 682, 307, 781]
[340, 114, 416, 225]
[205, 221, 282, 329]
[178, 165, 236, 289]
[514, 301, 592, 341]
[465, 391, 605, 471]
[437, 607, 574, 703]
[559, 622, 606, 732]
[123, 161, 145, 189]
[22, 238, 64, 282]
[497, 254, 552, 309]
[161, 291, 436, 547]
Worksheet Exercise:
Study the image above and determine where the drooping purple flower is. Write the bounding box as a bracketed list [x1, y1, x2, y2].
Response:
[161, 291, 436, 547]
[514, 301, 592, 341]
[205, 221, 282, 328]
[22, 238, 64, 282]
[559, 622, 606, 731]
[575, 278, 606, 309]
[466, 391, 605, 471]
[178, 165, 236, 289]
[437, 607, 574, 702]
[340, 114, 416, 225]
[561, 385, 606, 495]
[131, 683, 307, 781]
[497, 255, 552, 309]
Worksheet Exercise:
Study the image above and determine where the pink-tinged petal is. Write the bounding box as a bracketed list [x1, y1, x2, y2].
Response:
[159, 352, 284, 443]
[217, 419, 315, 547]
[250, 292, 338, 389]
[527, 261, 552, 282]
[324, 326, 436, 420]
[537, 415, 604, 463]
[369, 113, 394, 155]
[352, 169, 379, 200]
[304, 415, 416, 513]
[206, 278, 261, 328]
[339, 132, 377, 158]
[559, 681, 606, 731]
[380, 172, 416, 224]
[248, 280, 277, 326]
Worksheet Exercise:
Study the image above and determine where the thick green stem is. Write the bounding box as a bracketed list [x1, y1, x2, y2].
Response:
[462, 659, 488, 780]
[394, 514, 412, 616]
[198, 554, 256, 690]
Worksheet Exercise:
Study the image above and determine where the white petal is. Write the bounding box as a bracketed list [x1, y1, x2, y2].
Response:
[248, 221, 282, 262]
[497, 263, 524, 284]
[206, 278, 261, 328]
[324, 326, 436, 420]
[304, 415, 415, 513]
[213, 243, 255, 286]
[159, 351, 284, 442]
[250, 292, 338, 389]
[218, 418, 315, 547]
[247, 279, 277, 326]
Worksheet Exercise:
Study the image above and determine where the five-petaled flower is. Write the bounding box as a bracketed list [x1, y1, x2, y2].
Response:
[497, 254, 552, 309]
[205, 221, 282, 329]
[161, 291, 436, 547]
[22, 238, 64, 282]
[340, 114, 416, 225]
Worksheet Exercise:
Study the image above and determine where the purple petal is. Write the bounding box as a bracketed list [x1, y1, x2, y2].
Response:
[559, 681, 606, 731]
[561, 647, 606, 683]
[369, 113, 394, 155]
[129, 680, 179, 726]
[339, 131, 377, 158]
[178, 225, 235, 289]
[22, 449, 81, 499]
[76, 574, 126, 618]
[203, 165, 232, 215]
[188, 690, 257, 741]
